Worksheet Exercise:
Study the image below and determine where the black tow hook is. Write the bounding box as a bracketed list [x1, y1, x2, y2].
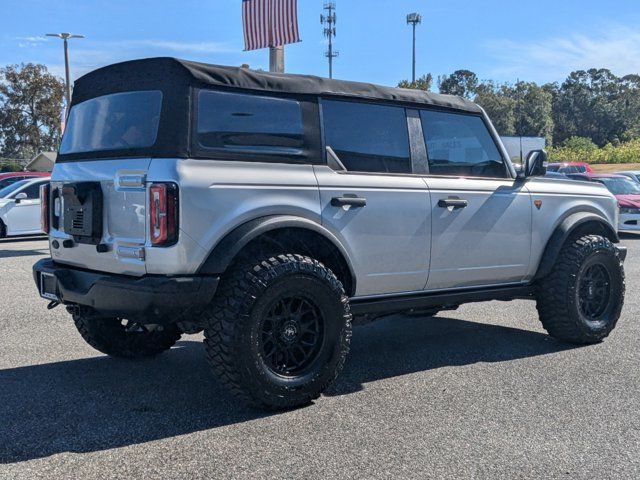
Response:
[47, 301, 60, 310]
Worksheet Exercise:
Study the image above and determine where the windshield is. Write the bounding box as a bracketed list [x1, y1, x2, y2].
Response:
[0, 179, 29, 198]
[558, 165, 587, 174]
[595, 177, 640, 195]
[59, 90, 163, 154]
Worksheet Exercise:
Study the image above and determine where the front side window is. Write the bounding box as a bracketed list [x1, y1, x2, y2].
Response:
[60, 90, 163, 154]
[322, 100, 411, 173]
[197, 90, 304, 154]
[420, 110, 506, 177]
[21, 182, 44, 200]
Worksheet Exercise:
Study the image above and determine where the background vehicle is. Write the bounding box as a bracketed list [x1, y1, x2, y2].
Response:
[33, 58, 626, 410]
[617, 171, 640, 184]
[0, 172, 50, 190]
[0, 177, 50, 237]
[547, 162, 594, 174]
[589, 174, 640, 232]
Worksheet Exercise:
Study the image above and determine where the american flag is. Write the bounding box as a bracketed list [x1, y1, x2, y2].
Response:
[242, 0, 300, 51]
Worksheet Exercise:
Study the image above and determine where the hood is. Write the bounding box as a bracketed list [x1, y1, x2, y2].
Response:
[616, 194, 640, 208]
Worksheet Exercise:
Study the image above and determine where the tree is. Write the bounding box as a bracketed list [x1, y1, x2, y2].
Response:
[474, 82, 516, 136]
[552, 68, 636, 146]
[398, 74, 433, 91]
[511, 81, 554, 143]
[0, 63, 65, 159]
[438, 70, 478, 99]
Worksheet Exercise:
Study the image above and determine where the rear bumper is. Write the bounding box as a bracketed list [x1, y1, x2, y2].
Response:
[33, 258, 219, 321]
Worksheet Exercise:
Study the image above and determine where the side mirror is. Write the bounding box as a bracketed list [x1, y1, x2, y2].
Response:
[14, 192, 28, 203]
[521, 149, 548, 178]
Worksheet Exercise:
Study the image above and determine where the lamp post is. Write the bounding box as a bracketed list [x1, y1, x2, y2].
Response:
[46, 32, 84, 115]
[406, 13, 421, 83]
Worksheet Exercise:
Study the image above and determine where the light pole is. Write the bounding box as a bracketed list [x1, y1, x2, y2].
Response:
[46, 32, 84, 115]
[406, 13, 421, 83]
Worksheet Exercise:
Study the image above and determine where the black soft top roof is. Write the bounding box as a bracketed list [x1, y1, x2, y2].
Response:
[72, 57, 481, 113]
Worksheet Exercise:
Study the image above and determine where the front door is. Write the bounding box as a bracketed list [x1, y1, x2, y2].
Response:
[418, 109, 532, 290]
[5, 182, 43, 234]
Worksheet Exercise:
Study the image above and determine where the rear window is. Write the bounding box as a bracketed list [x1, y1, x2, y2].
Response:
[196, 90, 304, 154]
[59, 90, 163, 154]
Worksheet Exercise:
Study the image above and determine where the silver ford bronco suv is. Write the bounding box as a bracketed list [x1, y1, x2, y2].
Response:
[34, 58, 626, 409]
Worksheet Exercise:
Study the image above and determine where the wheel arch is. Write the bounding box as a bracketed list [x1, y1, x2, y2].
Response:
[198, 215, 357, 296]
[534, 212, 619, 280]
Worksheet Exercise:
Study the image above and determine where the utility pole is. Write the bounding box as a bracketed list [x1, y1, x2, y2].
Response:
[46, 32, 84, 116]
[406, 13, 421, 83]
[321, 2, 338, 78]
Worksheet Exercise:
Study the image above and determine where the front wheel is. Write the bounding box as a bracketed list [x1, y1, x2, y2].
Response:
[536, 235, 625, 344]
[204, 254, 352, 410]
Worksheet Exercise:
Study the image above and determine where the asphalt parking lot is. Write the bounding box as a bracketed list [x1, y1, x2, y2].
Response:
[0, 236, 638, 479]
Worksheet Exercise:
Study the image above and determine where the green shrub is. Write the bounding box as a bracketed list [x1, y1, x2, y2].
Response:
[548, 139, 640, 164]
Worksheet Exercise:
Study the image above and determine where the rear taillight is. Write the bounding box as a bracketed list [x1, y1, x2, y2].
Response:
[149, 182, 179, 246]
[40, 183, 50, 234]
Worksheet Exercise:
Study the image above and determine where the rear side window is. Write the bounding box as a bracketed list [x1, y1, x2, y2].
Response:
[322, 100, 411, 174]
[420, 110, 506, 177]
[60, 91, 163, 154]
[197, 90, 304, 154]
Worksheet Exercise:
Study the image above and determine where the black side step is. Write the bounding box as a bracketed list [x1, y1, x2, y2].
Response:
[349, 284, 535, 316]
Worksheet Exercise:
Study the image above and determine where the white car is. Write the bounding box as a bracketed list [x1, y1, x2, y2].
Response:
[0, 177, 50, 238]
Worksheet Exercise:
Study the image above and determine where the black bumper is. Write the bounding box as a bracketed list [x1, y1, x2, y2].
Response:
[33, 258, 219, 321]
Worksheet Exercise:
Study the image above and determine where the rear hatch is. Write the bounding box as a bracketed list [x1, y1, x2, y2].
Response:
[49, 89, 165, 276]
[50, 159, 151, 276]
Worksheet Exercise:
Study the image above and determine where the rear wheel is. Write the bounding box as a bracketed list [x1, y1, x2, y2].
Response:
[73, 314, 182, 358]
[204, 253, 352, 410]
[536, 235, 625, 344]
[0, 220, 6, 238]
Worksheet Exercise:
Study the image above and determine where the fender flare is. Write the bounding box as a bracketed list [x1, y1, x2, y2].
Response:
[534, 212, 619, 280]
[197, 215, 357, 286]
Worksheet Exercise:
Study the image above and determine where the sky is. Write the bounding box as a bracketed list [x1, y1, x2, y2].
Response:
[2, 0, 640, 88]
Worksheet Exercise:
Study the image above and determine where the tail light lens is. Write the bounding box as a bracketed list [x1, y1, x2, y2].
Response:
[149, 182, 179, 246]
[40, 183, 50, 234]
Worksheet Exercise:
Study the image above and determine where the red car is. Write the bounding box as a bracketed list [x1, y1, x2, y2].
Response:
[0, 172, 49, 190]
[547, 162, 594, 174]
[575, 173, 640, 232]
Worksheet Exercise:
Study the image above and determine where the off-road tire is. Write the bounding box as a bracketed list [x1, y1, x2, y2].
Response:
[204, 253, 352, 410]
[73, 315, 182, 358]
[536, 234, 625, 344]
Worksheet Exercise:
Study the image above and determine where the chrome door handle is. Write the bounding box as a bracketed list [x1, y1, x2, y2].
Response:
[331, 196, 367, 208]
[438, 198, 468, 209]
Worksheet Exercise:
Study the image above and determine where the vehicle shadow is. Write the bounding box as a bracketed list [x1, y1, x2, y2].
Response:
[0, 315, 575, 463]
[619, 232, 640, 240]
[0, 235, 47, 244]
[0, 248, 49, 259]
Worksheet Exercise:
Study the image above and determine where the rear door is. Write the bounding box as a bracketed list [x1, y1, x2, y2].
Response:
[50, 159, 151, 275]
[316, 99, 431, 297]
[419, 109, 532, 290]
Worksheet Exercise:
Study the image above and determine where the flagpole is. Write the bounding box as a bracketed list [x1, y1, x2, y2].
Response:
[269, 45, 285, 73]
